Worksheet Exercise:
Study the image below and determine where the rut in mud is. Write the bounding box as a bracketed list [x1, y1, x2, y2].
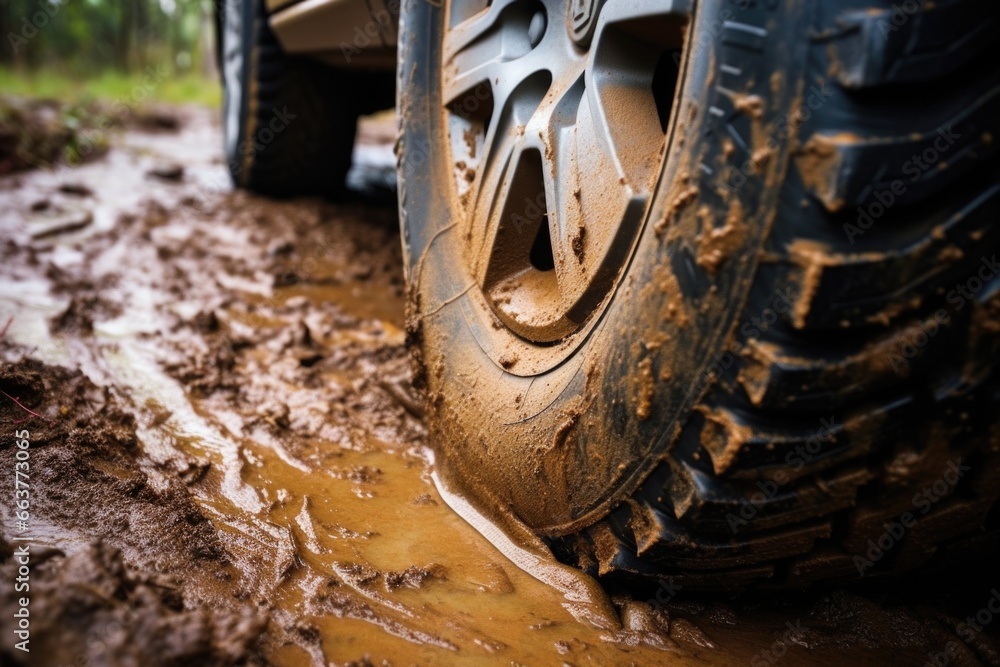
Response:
[0, 103, 998, 666]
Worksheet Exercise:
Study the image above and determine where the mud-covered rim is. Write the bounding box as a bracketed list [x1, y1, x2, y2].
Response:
[441, 0, 692, 346]
[404, 0, 806, 535]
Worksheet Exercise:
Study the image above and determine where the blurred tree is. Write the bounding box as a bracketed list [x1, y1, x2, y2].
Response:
[2, 0, 213, 76]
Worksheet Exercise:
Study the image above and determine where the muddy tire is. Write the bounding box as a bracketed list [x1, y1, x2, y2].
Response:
[218, 0, 393, 196]
[398, 0, 1000, 588]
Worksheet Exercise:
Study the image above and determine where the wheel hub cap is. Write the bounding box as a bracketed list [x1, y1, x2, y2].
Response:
[443, 0, 691, 344]
[568, 0, 600, 46]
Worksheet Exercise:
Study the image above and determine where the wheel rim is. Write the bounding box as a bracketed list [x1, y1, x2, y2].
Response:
[222, 0, 245, 164]
[442, 0, 691, 343]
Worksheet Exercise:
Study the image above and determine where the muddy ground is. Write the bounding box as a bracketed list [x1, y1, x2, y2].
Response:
[0, 103, 998, 666]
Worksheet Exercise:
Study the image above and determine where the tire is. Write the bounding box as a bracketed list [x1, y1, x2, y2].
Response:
[398, 0, 1000, 589]
[218, 0, 394, 196]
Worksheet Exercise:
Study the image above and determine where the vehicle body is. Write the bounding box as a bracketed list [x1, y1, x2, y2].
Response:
[263, 0, 400, 69]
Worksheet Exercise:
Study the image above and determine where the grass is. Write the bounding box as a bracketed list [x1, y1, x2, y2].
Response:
[0, 67, 221, 107]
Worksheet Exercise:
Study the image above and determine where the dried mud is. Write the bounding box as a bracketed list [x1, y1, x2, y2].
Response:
[0, 105, 997, 666]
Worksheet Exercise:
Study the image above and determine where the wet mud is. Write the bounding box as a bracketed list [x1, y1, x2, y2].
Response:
[0, 105, 998, 666]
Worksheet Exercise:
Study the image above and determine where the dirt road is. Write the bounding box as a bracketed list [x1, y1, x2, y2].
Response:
[0, 104, 997, 666]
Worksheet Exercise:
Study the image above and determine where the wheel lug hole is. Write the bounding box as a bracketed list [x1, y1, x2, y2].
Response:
[528, 10, 546, 48]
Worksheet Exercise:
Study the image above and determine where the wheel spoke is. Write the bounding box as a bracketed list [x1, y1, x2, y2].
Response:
[441, 38, 504, 107]
[472, 60, 582, 288]
[542, 73, 638, 313]
[479, 140, 580, 341]
[522, 73, 589, 287]
[441, 0, 536, 106]
[468, 127, 521, 284]
[444, 0, 523, 60]
[460, 57, 558, 263]
[442, 0, 690, 341]
[587, 0, 689, 189]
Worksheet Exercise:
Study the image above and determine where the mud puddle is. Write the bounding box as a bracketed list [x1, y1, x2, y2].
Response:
[0, 103, 995, 666]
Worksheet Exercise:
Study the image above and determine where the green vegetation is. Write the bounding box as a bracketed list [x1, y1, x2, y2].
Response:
[0, 0, 219, 106]
[0, 67, 220, 107]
